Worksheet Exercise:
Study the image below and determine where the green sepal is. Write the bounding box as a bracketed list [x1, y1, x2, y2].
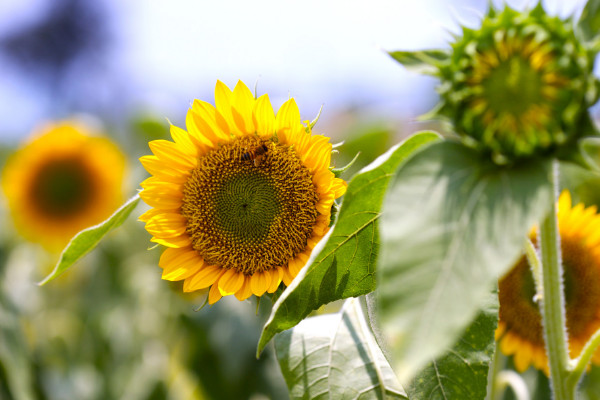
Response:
[306, 105, 324, 132]
[530, 1, 547, 18]
[486, 0, 497, 18]
[578, 0, 600, 44]
[193, 289, 210, 311]
[387, 49, 449, 75]
[332, 140, 345, 150]
[331, 151, 360, 178]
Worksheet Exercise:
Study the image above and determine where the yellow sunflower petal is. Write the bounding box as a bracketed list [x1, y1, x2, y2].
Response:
[288, 257, 304, 277]
[267, 267, 283, 293]
[139, 208, 162, 223]
[275, 98, 301, 141]
[208, 282, 223, 304]
[215, 80, 242, 136]
[303, 135, 332, 171]
[331, 178, 348, 198]
[190, 102, 230, 145]
[151, 234, 192, 248]
[159, 247, 204, 281]
[183, 265, 223, 292]
[250, 270, 272, 296]
[140, 186, 183, 210]
[149, 140, 197, 170]
[235, 276, 254, 301]
[513, 341, 533, 372]
[316, 192, 336, 215]
[161, 257, 203, 281]
[558, 190, 572, 213]
[253, 94, 275, 136]
[230, 80, 256, 133]
[495, 322, 507, 340]
[144, 213, 187, 238]
[139, 155, 189, 183]
[312, 169, 333, 193]
[218, 268, 245, 295]
[282, 266, 294, 286]
[170, 124, 199, 157]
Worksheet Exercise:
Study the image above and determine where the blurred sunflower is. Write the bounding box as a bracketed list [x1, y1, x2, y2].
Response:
[139, 80, 346, 305]
[434, 5, 597, 162]
[2, 121, 126, 250]
[496, 191, 600, 373]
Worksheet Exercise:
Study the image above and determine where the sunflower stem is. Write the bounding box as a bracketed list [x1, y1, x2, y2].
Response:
[567, 327, 600, 390]
[524, 238, 542, 300]
[539, 159, 573, 400]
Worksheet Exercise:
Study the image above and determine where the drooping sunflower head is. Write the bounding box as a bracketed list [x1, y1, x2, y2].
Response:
[438, 5, 597, 162]
[496, 191, 600, 373]
[1, 121, 126, 250]
[139, 80, 347, 305]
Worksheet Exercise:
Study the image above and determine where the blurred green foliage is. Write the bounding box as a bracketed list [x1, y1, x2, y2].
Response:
[0, 118, 289, 399]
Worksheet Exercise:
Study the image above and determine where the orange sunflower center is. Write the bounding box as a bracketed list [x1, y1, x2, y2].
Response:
[181, 135, 319, 275]
[499, 236, 600, 347]
[28, 157, 95, 218]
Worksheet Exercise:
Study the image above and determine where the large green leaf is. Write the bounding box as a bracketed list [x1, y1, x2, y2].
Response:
[39, 194, 141, 285]
[578, 0, 600, 44]
[379, 141, 552, 384]
[257, 132, 441, 355]
[407, 291, 499, 400]
[276, 297, 407, 400]
[387, 50, 449, 75]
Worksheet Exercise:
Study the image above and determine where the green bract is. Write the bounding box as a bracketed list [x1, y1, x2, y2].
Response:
[393, 4, 600, 163]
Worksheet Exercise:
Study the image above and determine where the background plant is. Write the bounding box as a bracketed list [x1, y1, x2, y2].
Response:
[4, 0, 600, 399]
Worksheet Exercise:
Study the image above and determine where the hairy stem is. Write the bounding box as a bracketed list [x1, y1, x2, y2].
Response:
[538, 160, 572, 399]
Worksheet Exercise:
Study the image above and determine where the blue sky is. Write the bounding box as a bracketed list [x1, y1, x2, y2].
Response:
[0, 0, 588, 143]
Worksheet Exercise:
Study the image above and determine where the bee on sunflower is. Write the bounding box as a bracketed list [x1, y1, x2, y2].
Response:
[139, 80, 346, 305]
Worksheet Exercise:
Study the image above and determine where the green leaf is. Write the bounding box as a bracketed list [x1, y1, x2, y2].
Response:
[407, 291, 499, 400]
[257, 131, 441, 355]
[39, 194, 141, 285]
[579, 365, 600, 399]
[579, 137, 600, 172]
[578, 0, 600, 43]
[275, 298, 408, 400]
[387, 49, 449, 75]
[378, 141, 552, 383]
[0, 294, 36, 400]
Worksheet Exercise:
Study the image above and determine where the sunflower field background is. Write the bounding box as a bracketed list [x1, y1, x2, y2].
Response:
[3, 0, 600, 399]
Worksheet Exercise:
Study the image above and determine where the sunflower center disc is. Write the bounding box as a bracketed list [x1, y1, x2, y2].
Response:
[181, 135, 319, 275]
[499, 236, 600, 344]
[484, 56, 543, 117]
[29, 157, 94, 217]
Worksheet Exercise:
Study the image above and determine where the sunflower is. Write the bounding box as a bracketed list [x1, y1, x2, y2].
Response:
[437, 5, 596, 161]
[139, 80, 347, 305]
[2, 121, 126, 250]
[496, 191, 600, 373]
